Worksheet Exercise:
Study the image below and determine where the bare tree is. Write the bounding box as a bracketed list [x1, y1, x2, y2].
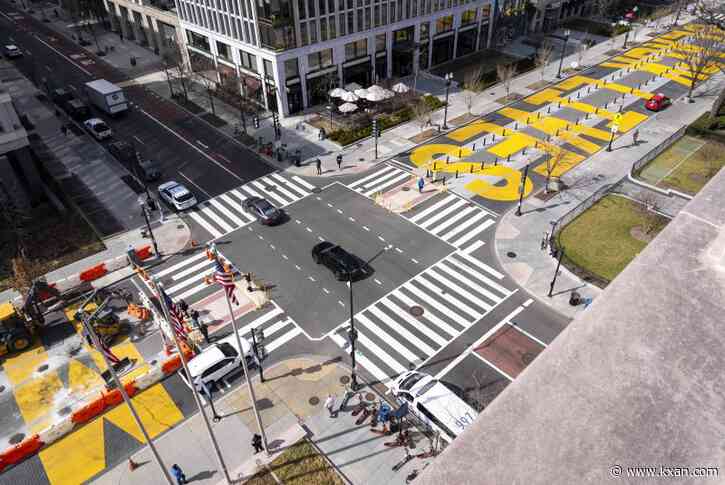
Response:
[593, 0, 616, 19]
[679, 25, 724, 101]
[636, 193, 663, 235]
[543, 142, 567, 194]
[162, 41, 191, 102]
[464, 66, 484, 92]
[576, 32, 590, 67]
[496, 63, 517, 100]
[694, 0, 725, 29]
[192, 56, 218, 115]
[711, 85, 725, 119]
[217, 69, 251, 134]
[412, 100, 432, 133]
[536, 41, 554, 81]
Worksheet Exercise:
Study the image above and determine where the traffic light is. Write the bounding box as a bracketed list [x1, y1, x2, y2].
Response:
[372, 119, 379, 138]
[146, 198, 157, 212]
[253, 115, 259, 129]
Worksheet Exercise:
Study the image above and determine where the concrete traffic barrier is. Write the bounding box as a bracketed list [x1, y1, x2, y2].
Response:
[70, 396, 106, 424]
[0, 434, 43, 472]
[37, 417, 74, 447]
[79, 264, 107, 282]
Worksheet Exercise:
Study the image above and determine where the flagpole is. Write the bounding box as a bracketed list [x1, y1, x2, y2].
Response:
[153, 279, 232, 485]
[221, 284, 270, 454]
[78, 316, 174, 485]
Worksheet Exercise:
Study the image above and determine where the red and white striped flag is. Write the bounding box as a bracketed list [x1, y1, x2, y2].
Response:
[213, 259, 239, 306]
[159, 286, 188, 341]
[100, 340, 121, 365]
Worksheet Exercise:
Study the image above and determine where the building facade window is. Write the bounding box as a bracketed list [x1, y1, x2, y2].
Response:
[436, 15, 453, 33]
[284, 58, 299, 79]
[216, 40, 232, 60]
[461, 8, 476, 25]
[263, 58, 275, 79]
[420, 21, 429, 40]
[345, 38, 367, 60]
[307, 48, 334, 71]
[375, 33, 386, 52]
[257, 0, 296, 50]
[187, 30, 210, 51]
[240, 50, 258, 72]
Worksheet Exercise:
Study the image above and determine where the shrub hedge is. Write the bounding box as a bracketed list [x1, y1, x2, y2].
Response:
[687, 113, 725, 144]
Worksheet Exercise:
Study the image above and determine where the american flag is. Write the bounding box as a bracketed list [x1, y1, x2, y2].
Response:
[159, 286, 188, 341]
[213, 258, 239, 306]
[100, 340, 121, 365]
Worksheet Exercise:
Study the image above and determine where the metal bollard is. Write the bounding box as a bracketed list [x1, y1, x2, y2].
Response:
[458, 149, 461, 158]
[481, 161, 484, 170]
[514, 122, 518, 130]
[456, 170, 459, 178]
[472, 143, 476, 151]
[548, 106, 551, 114]
[446, 156, 449, 164]
[507, 154, 511, 162]
[470, 165, 473, 173]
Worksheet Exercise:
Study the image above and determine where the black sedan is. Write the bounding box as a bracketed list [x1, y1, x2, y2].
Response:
[242, 196, 283, 225]
[312, 242, 368, 281]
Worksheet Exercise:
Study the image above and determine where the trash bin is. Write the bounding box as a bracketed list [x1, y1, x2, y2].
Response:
[569, 291, 581, 306]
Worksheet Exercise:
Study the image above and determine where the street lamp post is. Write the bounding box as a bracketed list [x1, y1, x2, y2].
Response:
[548, 247, 565, 297]
[556, 30, 571, 79]
[251, 327, 265, 383]
[607, 124, 619, 152]
[442, 73, 453, 130]
[347, 275, 358, 390]
[139, 200, 160, 256]
[623, 24, 631, 49]
[516, 163, 530, 216]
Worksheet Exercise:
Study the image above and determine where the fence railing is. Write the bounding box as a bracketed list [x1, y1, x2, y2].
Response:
[631, 125, 687, 173]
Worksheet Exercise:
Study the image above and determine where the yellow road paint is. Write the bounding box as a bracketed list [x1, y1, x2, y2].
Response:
[600, 62, 630, 69]
[488, 133, 532, 158]
[105, 383, 184, 442]
[3, 344, 48, 385]
[623, 47, 660, 59]
[14, 370, 64, 433]
[410, 144, 473, 167]
[558, 132, 600, 154]
[498, 107, 538, 123]
[68, 359, 104, 394]
[39, 417, 105, 485]
[447, 121, 507, 142]
[555, 75, 591, 91]
[595, 81, 653, 100]
[532, 147, 586, 178]
[524, 88, 562, 106]
[605, 111, 647, 133]
[464, 166, 533, 201]
[609, 56, 637, 64]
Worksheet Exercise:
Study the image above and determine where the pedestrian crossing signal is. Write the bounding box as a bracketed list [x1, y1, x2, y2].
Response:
[253, 115, 260, 129]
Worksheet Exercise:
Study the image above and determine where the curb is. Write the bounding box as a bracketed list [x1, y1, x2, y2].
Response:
[0, 346, 193, 474]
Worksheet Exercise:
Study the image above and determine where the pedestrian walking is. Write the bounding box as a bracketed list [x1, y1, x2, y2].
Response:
[417, 177, 425, 193]
[336, 154, 343, 171]
[632, 129, 640, 146]
[198, 321, 209, 344]
[324, 394, 336, 418]
[171, 464, 186, 485]
[252, 433, 264, 454]
[316, 158, 322, 175]
[541, 232, 549, 251]
[179, 299, 189, 318]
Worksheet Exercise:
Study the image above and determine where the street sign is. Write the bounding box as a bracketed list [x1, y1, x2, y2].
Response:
[614, 113, 623, 123]
[611, 124, 620, 134]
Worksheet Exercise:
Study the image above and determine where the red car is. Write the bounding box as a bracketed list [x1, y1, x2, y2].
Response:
[645, 94, 671, 111]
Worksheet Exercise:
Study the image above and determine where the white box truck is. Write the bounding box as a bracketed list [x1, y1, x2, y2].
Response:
[85, 79, 127, 115]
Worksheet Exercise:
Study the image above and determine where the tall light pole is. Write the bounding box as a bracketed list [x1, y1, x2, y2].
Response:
[139, 199, 160, 256]
[556, 30, 571, 78]
[154, 280, 232, 484]
[607, 124, 619, 152]
[623, 23, 632, 49]
[347, 275, 358, 390]
[78, 312, 174, 485]
[442, 73, 453, 130]
[548, 247, 565, 297]
[516, 163, 530, 216]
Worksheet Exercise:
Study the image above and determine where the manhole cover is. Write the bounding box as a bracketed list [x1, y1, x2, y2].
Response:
[409, 305, 424, 317]
[339, 375, 350, 384]
[8, 433, 25, 445]
[58, 406, 71, 416]
[312, 187, 322, 193]
[309, 396, 320, 406]
[365, 392, 375, 401]
[401, 186, 410, 191]
[37, 364, 49, 372]
[507, 251, 517, 258]
[522, 352, 535, 365]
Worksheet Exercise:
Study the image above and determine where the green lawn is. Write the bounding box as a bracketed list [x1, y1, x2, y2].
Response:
[638, 135, 725, 195]
[268, 439, 342, 485]
[557, 195, 669, 283]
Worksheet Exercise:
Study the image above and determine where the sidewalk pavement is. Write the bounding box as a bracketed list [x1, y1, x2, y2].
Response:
[494, 70, 720, 318]
[93, 356, 431, 485]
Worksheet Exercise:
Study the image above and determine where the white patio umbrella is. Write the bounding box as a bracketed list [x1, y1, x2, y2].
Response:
[329, 87, 347, 98]
[339, 91, 360, 102]
[345, 82, 362, 91]
[367, 85, 386, 94]
[354, 88, 369, 98]
[338, 102, 358, 113]
[364, 90, 387, 102]
[392, 82, 410, 94]
[382, 89, 395, 99]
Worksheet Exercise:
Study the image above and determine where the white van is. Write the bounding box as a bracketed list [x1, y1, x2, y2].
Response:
[180, 335, 252, 391]
[389, 371, 478, 443]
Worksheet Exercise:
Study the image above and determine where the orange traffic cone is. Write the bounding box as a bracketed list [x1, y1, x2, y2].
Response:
[128, 458, 138, 471]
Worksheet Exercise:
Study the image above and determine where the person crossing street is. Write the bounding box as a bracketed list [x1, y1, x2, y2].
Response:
[316, 158, 322, 175]
[171, 464, 186, 485]
[252, 433, 264, 454]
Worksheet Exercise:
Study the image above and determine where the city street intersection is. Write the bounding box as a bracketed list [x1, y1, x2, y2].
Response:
[2, 13, 723, 485]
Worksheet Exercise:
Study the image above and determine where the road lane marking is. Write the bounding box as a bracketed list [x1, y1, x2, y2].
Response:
[308, 276, 315, 282]
[216, 153, 232, 164]
[322, 288, 330, 294]
[338, 300, 345, 307]
[337, 209, 343, 214]
[523, 298, 533, 307]
[133, 135, 144, 145]
[306, 227, 312, 232]
[374, 279, 382, 285]
[362, 226, 370, 231]
[349, 217, 355, 222]
[178, 172, 212, 199]
[196, 140, 209, 149]
[295, 265, 301, 270]
[411, 258, 419, 264]
[33, 35, 93, 76]
[282, 254, 288, 260]
[270, 244, 275, 250]
[138, 108, 245, 183]
[318, 236, 324, 241]
[395, 247, 403, 253]
[378, 236, 385, 242]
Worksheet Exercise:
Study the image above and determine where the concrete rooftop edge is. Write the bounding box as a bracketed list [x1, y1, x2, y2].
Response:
[414, 159, 725, 483]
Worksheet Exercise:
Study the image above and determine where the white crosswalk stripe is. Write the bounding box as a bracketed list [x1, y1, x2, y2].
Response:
[187, 173, 313, 240]
[329, 252, 514, 387]
[221, 303, 304, 357]
[347, 165, 411, 197]
[405, 193, 497, 252]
